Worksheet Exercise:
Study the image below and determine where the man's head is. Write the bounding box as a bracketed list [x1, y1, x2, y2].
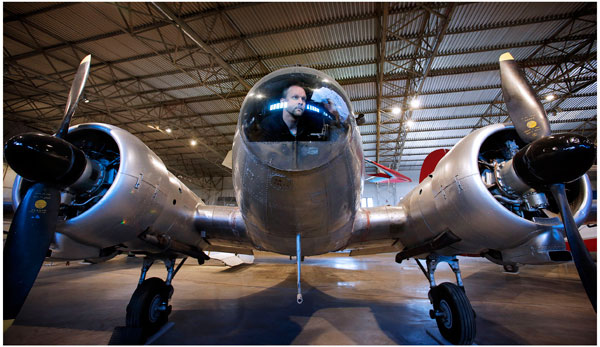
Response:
[281, 85, 306, 118]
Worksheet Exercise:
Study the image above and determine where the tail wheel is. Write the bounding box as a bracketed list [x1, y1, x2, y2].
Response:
[126, 277, 173, 339]
[429, 282, 475, 345]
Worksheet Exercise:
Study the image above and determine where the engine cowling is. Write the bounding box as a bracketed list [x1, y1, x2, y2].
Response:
[398, 123, 592, 265]
[12, 123, 207, 257]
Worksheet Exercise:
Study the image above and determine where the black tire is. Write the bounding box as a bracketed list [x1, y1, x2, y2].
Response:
[126, 277, 173, 339]
[429, 282, 476, 345]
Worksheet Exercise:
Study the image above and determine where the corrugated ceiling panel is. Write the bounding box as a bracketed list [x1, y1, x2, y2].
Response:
[432, 46, 539, 70]
[199, 113, 239, 125]
[406, 128, 472, 140]
[359, 124, 377, 135]
[573, 82, 597, 95]
[440, 21, 568, 55]
[449, 3, 584, 31]
[551, 121, 588, 132]
[213, 125, 237, 134]
[420, 89, 500, 106]
[113, 55, 175, 76]
[4, 21, 63, 47]
[247, 18, 375, 58]
[361, 135, 377, 143]
[344, 82, 376, 100]
[4, 2, 68, 14]
[554, 109, 596, 122]
[3, 37, 32, 56]
[226, 3, 375, 37]
[386, 7, 428, 37]
[321, 64, 376, 81]
[362, 143, 377, 150]
[557, 96, 597, 109]
[165, 87, 213, 99]
[36, 3, 123, 42]
[352, 99, 376, 112]
[186, 99, 239, 114]
[173, 2, 220, 18]
[412, 104, 489, 119]
[421, 71, 500, 92]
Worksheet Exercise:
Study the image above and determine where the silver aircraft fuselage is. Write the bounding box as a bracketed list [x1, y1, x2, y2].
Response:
[233, 122, 364, 256]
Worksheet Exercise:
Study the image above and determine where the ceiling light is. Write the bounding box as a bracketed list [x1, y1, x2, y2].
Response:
[322, 79, 329, 83]
[165, 128, 172, 134]
[190, 139, 197, 146]
[256, 94, 264, 99]
[545, 94, 556, 101]
[406, 120, 415, 128]
[410, 98, 420, 109]
[392, 107, 401, 115]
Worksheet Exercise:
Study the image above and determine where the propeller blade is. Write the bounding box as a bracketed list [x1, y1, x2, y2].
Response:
[4, 183, 61, 321]
[499, 52, 551, 143]
[550, 183, 597, 312]
[56, 55, 91, 139]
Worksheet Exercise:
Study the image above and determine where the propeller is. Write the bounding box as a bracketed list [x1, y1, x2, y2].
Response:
[499, 52, 597, 311]
[3, 55, 92, 328]
[499, 52, 551, 143]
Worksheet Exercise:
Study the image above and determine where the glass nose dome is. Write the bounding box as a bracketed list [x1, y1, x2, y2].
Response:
[238, 66, 356, 171]
[240, 67, 353, 143]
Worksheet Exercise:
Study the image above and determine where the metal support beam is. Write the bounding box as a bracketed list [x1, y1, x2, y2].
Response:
[152, 2, 251, 91]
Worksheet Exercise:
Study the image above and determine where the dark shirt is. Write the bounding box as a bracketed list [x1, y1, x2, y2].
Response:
[259, 111, 324, 141]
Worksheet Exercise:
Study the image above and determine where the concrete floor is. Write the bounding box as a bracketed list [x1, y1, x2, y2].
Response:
[3, 252, 597, 345]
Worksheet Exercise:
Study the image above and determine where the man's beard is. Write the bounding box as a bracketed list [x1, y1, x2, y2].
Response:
[291, 108, 303, 118]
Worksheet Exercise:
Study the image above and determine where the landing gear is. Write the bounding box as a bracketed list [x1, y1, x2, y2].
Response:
[415, 255, 476, 345]
[126, 277, 172, 338]
[110, 256, 186, 344]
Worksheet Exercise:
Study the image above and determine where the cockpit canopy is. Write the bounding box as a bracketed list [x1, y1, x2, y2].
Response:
[240, 67, 353, 143]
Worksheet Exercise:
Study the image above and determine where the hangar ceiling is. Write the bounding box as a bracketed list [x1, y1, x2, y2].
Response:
[3, 2, 597, 188]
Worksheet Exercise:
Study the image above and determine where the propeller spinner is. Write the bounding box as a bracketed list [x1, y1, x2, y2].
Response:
[499, 52, 597, 311]
[4, 55, 92, 328]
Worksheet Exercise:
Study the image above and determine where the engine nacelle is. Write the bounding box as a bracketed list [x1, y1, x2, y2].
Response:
[12, 123, 206, 257]
[398, 124, 592, 265]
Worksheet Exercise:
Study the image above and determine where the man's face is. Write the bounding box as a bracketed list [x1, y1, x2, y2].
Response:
[282, 85, 306, 117]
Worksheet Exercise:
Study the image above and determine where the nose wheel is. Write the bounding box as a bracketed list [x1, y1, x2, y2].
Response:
[415, 255, 476, 345]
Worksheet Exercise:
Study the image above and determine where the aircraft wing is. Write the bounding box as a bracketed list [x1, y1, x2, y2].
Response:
[344, 206, 407, 256]
[194, 205, 255, 255]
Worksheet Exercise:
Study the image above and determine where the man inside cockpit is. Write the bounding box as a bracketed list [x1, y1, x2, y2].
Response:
[260, 84, 323, 141]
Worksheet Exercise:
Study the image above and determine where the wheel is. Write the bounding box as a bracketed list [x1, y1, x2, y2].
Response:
[429, 282, 475, 345]
[126, 277, 173, 339]
[503, 263, 519, 273]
